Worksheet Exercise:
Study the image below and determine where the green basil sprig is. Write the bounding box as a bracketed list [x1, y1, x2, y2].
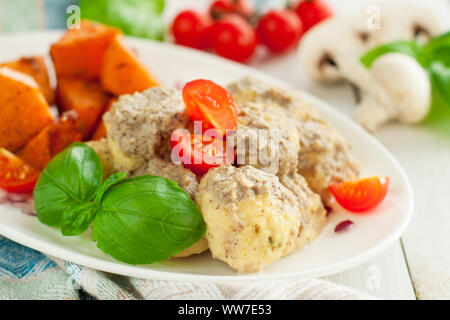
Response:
[360, 32, 450, 69]
[34, 143, 206, 264]
[360, 32, 450, 132]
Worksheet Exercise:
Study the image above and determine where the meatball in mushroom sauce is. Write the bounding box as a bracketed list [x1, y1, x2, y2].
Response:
[195, 165, 326, 273]
[228, 77, 359, 204]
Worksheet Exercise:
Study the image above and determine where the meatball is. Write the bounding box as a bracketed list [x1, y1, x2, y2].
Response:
[103, 87, 188, 170]
[227, 76, 319, 122]
[131, 158, 198, 198]
[85, 139, 114, 179]
[235, 102, 301, 176]
[195, 165, 301, 273]
[106, 136, 145, 172]
[87, 138, 198, 197]
[172, 238, 209, 259]
[279, 173, 328, 248]
[297, 118, 359, 203]
[228, 77, 359, 204]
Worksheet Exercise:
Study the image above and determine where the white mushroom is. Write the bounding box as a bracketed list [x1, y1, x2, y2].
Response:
[298, 15, 374, 83]
[354, 53, 431, 132]
[297, 3, 440, 132]
[298, 4, 441, 83]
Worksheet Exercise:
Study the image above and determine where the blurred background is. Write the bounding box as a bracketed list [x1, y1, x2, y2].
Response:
[1, 0, 448, 34]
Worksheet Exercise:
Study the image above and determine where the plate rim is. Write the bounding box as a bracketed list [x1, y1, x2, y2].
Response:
[0, 31, 414, 282]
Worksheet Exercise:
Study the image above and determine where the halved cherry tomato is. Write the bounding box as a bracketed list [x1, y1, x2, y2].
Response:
[182, 79, 238, 136]
[329, 176, 389, 213]
[170, 129, 235, 175]
[0, 148, 40, 193]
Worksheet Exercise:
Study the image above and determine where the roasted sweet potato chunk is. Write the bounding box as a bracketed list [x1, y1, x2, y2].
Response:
[1, 56, 54, 104]
[0, 67, 54, 152]
[50, 20, 120, 80]
[17, 111, 82, 170]
[56, 76, 110, 139]
[91, 97, 117, 141]
[101, 35, 159, 96]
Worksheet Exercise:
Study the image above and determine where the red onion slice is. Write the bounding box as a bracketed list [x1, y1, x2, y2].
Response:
[335, 220, 354, 233]
[11, 202, 36, 216]
[6, 192, 32, 203]
[0, 189, 7, 204]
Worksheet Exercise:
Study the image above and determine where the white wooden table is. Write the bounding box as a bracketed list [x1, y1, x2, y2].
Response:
[167, 0, 450, 299]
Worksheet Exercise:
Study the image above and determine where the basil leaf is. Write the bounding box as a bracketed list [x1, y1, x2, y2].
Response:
[361, 41, 423, 68]
[34, 143, 103, 227]
[61, 202, 97, 236]
[423, 62, 450, 131]
[80, 0, 165, 40]
[423, 31, 450, 67]
[93, 172, 127, 207]
[61, 172, 127, 236]
[361, 32, 450, 69]
[429, 62, 450, 104]
[92, 175, 206, 264]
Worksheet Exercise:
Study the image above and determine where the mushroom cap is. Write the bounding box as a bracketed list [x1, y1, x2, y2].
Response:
[298, 16, 370, 83]
[370, 52, 431, 124]
[297, 4, 442, 83]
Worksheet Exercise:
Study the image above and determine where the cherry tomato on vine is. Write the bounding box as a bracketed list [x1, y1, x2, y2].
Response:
[256, 9, 303, 53]
[182, 79, 238, 136]
[294, 0, 333, 32]
[330, 176, 390, 213]
[211, 14, 257, 62]
[171, 10, 212, 49]
[0, 148, 40, 194]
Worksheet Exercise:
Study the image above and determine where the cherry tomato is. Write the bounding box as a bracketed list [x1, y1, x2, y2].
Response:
[182, 79, 238, 136]
[0, 148, 40, 194]
[209, 0, 253, 20]
[171, 10, 212, 49]
[330, 176, 390, 213]
[294, 0, 333, 32]
[211, 14, 257, 62]
[256, 9, 303, 53]
[170, 129, 235, 175]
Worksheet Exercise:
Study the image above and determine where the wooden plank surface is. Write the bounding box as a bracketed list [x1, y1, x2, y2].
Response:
[376, 126, 450, 299]
[323, 242, 416, 299]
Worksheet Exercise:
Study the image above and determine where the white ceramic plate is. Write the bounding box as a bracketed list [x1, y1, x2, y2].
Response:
[0, 31, 413, 282]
